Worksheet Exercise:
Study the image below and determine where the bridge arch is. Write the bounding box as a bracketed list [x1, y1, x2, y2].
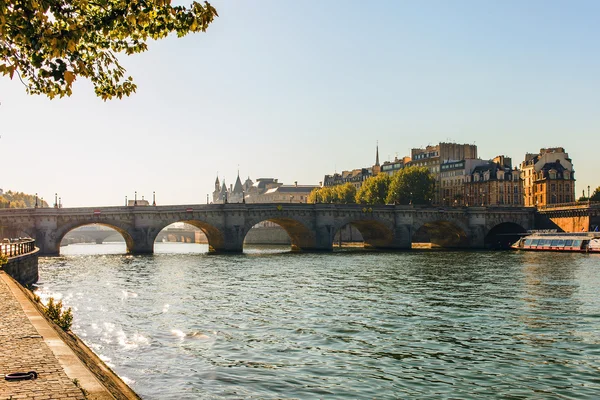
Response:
[54, 221, 134, 255]
[152, 219, 225, 253]
[412, 220, 470, 248]
[484, 222, 527, 249]
[243, 216, 316, 251]
[332, 216, 396, 249]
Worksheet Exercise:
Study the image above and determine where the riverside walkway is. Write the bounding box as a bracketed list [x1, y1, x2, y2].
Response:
[0, 272, 110, 399]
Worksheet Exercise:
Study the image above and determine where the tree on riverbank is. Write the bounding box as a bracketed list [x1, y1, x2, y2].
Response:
[308, 183, 357, 204]
[386, 166, 435, 205]
[0, 190, 48, 208]
[0, 0, 218, 99]
[355, 173, 390, 205]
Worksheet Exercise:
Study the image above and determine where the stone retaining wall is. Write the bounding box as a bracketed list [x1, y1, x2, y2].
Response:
[3, 247, 39, 286]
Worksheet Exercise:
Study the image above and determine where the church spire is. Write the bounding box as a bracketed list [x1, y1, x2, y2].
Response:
[375, 141, 380, 166]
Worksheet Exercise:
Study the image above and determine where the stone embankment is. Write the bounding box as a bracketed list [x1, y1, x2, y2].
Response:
[1, 252, 141, 399]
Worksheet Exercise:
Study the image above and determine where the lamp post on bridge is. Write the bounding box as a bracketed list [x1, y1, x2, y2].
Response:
[54, 193, 58, 208]
[125, 196, 128, 206]
[153, 191, 156, 206]
[134, 191, 137, 206]
[588, 185, 591, 203]
[35, 193, 38, 208]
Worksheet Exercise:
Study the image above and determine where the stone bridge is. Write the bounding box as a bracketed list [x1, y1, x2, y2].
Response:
[0, 204, 535, 255]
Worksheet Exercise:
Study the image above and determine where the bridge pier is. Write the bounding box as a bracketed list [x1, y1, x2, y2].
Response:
[468, 225, 486, 249]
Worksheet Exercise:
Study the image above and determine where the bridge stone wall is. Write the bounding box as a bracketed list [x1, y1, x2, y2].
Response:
[0, 204, 536, 255]
[536, 203, 600, 232]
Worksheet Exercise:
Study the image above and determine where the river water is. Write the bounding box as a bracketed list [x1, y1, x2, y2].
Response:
[36, 243, 600, 399]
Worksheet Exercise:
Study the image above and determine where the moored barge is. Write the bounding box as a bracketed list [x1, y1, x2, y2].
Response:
[511, 232, 600, 252]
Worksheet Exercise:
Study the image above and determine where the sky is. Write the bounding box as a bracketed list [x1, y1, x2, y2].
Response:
[1, 0, 598, 207]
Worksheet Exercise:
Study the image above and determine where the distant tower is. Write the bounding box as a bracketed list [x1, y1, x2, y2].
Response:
[372, 141, 381, 175]
[212, 174, 221, 203]
[231, 170, 245, 203]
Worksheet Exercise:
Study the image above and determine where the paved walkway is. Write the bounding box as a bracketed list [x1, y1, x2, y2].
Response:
[0, 271, 93, 399]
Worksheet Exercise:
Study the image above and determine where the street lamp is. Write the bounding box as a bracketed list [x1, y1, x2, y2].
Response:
[588, 185, 591, 202]
[125, 196, 128, 206]
[54, 193, 58, 208]
[35, 193, 38, 208]
[134, 191, 137, 206]
[153, 191, 156, 206]
[206, 194, 209, 204]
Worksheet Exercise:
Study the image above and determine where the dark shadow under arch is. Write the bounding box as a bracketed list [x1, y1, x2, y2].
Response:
[243, 218, 316, 251]
[333, 219, 395, 249]
[485, 222, 527, 249]
[412, 221, 468, 248]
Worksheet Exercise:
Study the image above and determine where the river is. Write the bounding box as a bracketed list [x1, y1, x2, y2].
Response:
[36, 243, 600, 399]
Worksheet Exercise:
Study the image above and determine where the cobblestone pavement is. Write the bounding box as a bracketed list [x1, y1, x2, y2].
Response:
[0, 274, 85, 400]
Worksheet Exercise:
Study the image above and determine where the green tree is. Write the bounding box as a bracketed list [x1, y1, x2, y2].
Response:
[591, 186, 600, 202]
[355, 173, 390, 205]
[1, 0, 218, 100]
[308, 184, 356, 204]
[334, 183, 357, 204]
[386, 166, 435, 205]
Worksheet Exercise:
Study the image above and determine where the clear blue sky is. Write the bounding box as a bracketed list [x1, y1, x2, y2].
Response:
[1, 0, 598, 206]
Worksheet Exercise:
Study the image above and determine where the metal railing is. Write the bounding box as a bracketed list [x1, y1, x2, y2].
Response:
[0, 238, 36, 258]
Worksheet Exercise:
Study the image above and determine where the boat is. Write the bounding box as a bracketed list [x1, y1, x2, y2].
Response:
[511, 232, 600, 253]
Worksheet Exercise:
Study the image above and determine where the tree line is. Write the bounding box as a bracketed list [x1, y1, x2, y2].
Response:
[0, 191, 48, 208]
[308, 166, 435, 205]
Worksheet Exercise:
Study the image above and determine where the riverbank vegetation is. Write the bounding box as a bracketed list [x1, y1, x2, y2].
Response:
[308, 166, 435, 205]
[0, 190, 48, 208]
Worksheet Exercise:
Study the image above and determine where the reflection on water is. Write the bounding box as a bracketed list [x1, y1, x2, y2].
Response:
[39, 244, 600, 399]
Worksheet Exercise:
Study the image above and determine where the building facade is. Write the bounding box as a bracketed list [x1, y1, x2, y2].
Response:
[464, 156, 523, 206]
[213, 175, 317, 204]
[440, 159, 490, 206]
[520, 147, 576, 207]
[408, 142, 478, 204]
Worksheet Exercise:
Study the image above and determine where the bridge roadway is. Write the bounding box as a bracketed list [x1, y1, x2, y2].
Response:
[0, 203, 535, 255]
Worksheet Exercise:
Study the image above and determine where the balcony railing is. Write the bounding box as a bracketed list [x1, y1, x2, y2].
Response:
[0, 238, 36, 258]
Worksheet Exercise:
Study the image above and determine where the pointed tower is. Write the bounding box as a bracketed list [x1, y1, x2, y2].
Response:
[231, 171, 245, 203]
[373, 141, 381, 175]
[212, 174, 221, 203]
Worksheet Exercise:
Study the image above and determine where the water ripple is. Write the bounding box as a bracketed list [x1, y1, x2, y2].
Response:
[37, 244, 600, 399]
